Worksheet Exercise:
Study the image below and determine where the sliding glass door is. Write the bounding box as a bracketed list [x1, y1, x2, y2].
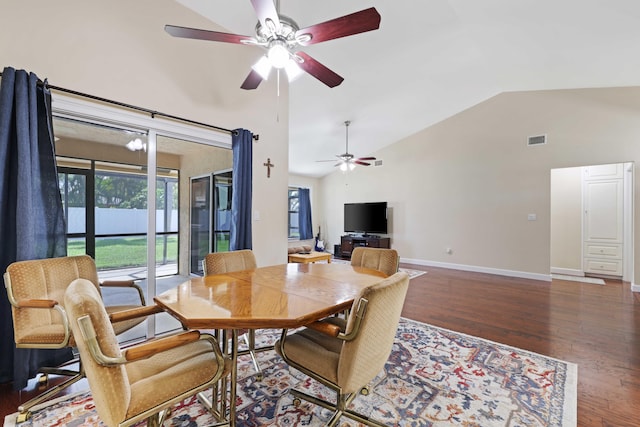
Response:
[214, 170, 232, 252]
[190, 174, 211, 276]
[189, 170, 232, 275]
[51, 101, 232, 340]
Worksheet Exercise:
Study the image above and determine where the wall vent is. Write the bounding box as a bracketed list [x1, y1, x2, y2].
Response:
[527, 134, 547, 146]
[373, 159, 384, 167]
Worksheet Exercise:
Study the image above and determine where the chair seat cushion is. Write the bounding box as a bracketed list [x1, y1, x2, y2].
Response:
[125, 339, 223, 418]
[276, 328, 342, 384]
[14, 324, 67, 346]
[14, 305, 144, 346]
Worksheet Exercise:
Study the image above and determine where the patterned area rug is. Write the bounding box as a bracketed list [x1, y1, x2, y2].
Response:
[4, 318, 576, 427]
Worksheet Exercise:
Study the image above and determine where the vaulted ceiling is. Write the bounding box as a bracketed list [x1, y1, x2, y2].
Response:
[174, 0, 640, 177]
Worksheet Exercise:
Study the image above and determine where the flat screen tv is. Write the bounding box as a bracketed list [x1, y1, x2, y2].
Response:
[344, 202, 388, 235]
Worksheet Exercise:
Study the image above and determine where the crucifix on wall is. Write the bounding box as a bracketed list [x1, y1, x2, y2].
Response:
[263, 158, 274, 178]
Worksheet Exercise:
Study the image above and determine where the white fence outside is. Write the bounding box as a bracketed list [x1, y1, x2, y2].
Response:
[66, 207, 178, 234]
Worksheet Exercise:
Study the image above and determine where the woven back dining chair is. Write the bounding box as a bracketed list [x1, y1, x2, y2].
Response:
[202, 249, 266, 379]
[203, 249, 257, 275]
[350, 247, 399, 277]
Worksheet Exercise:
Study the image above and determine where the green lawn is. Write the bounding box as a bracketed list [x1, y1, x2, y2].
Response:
[68, 236, 178, 270]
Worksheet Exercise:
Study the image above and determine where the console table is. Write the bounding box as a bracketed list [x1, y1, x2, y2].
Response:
[340, 235, 391, 259]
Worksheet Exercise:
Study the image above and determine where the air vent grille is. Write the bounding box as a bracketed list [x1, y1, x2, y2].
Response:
[528, 134, 547, 146]
[374, 159, 383, 167]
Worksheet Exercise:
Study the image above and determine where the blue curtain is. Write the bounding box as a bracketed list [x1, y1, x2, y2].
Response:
[0, 67, 69, 388]
[230, 128, 252, 250]
[298, 187, 313, 240]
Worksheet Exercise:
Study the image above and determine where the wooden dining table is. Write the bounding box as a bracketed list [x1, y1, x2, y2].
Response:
[153, 262, 388, 426]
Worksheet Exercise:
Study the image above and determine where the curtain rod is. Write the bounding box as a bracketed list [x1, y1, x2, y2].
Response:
[0, 71, 260, 141]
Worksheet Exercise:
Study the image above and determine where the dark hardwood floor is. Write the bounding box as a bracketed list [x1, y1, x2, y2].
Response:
[1, 264, 639, 426]
[400, 265, 640, 427]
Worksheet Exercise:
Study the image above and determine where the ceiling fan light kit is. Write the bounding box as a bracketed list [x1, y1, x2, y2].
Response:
[284, 59, 303, 81]
[251, 56, 272, 80]
[340, 162, 356, 172]
[165, 0, 381, 89]
[266, 40, 289, 68]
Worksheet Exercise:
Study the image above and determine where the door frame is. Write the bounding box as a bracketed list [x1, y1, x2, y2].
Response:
[550, 162, 634, 283]
[622, 163, 634, 281]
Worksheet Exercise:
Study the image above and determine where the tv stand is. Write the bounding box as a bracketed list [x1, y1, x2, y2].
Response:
[340, 235, 391, 259]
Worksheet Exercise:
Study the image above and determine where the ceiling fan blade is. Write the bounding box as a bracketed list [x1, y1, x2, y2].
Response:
[295, 52, 344, 88]
[354, 160, 371, 166]
[295, 7, 381, 46]
[356, 157, 376, 161]
[165, 25, 253, 44]
[250, 0, 281, 32]
[240, 69, 264, 90]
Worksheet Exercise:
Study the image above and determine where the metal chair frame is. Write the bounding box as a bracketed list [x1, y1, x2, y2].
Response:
[3, 255, 147, 422]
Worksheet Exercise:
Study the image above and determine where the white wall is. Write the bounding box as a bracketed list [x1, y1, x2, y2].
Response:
[550, 167, 583, 273]
[320, 87, 640, 287]
[2, 0, 290, 267]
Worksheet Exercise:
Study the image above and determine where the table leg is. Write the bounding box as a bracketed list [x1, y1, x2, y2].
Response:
[229, 329, 238, 427]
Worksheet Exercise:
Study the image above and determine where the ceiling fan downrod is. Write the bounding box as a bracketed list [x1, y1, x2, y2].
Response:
[344, 120, 351, 154]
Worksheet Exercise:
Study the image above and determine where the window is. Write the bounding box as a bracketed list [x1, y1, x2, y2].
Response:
[57, 159, 179, 275]
[288, 187, 299, 239]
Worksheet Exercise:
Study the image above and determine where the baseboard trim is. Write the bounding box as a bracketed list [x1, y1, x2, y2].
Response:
[550, 267, 584, 276]
[400, 258, 551, 282]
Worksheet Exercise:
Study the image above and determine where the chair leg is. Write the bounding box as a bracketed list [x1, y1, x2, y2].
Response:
[289, 389, 347, 427]
[290, 387, 389, 427]
[146, 413, 160, 427]
[339, 388, 388, 427]
[32, 356, 81, 389]
[17, 370, 85, 420]
[38, 366, 79, 378]
[290, 388, 336, 412]
[326, 409, 344, 427]
[342, 409, 389, 427]
[244, 331, 263, 380]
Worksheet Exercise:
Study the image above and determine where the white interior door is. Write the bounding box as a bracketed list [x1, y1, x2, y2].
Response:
[583, 164, 624, 276]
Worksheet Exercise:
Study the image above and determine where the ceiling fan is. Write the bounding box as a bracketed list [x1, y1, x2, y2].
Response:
[318, 121, 376, 171]
[164, 0, 381, 89]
